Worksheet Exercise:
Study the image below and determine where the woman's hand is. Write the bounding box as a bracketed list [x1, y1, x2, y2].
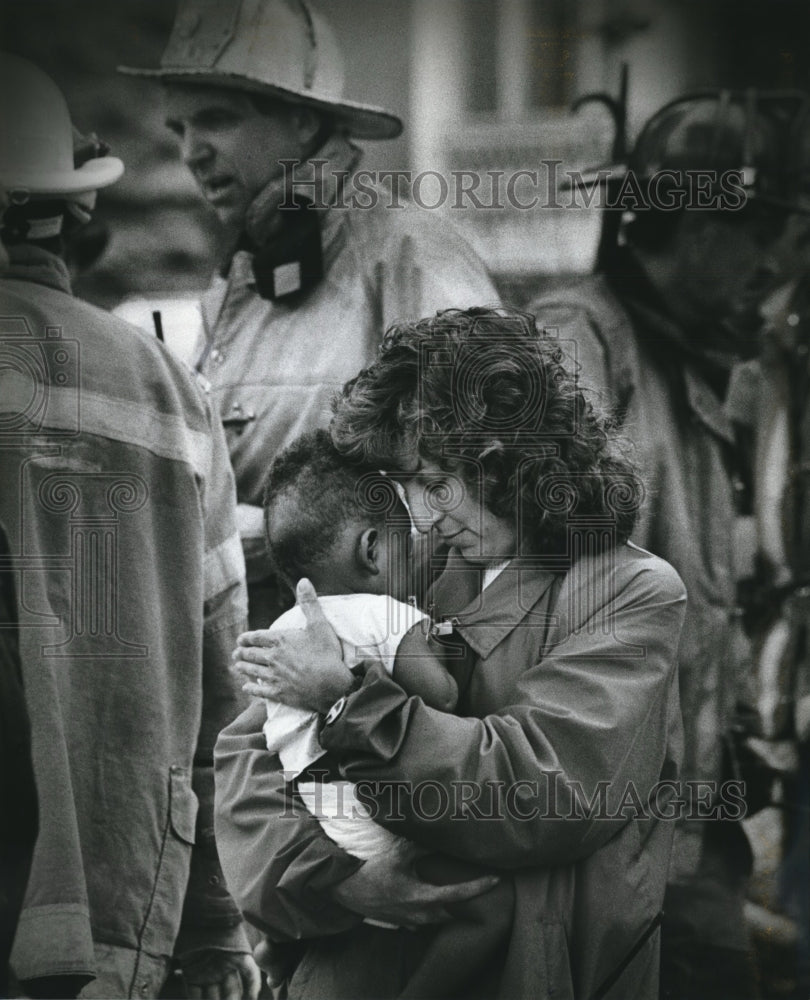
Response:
[233, 579, 354, 714]
[330, 840, 500, 929]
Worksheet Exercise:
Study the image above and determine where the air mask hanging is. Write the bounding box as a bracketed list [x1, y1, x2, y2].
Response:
[250, 195, 324, 301]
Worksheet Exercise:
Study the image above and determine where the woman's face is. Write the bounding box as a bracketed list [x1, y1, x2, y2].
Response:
[395, 457, 517, 567]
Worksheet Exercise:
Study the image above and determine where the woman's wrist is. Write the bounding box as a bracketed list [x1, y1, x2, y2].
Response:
[313, 667, 359, 715]
[321, 671, 363, 725]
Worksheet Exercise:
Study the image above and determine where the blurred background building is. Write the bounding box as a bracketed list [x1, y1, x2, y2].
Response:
[5, 0, 810, 315]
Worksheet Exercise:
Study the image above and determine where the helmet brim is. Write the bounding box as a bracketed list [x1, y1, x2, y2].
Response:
[1, 156, 125, 196]
[118, 65, 403, 141]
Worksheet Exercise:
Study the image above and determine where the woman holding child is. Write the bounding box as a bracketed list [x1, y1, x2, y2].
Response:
[214, 307, 686, 1000]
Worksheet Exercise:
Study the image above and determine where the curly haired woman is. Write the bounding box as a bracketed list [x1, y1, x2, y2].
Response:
[215, 308, 687, 1000]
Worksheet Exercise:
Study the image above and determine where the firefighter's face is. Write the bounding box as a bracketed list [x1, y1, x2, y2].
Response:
[669, 205, 790, 355]
[163, 84, 313, 230]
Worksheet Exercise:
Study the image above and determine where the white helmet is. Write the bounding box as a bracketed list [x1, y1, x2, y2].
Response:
[0, 53, 123, 200]
[119, 0, 402, 140]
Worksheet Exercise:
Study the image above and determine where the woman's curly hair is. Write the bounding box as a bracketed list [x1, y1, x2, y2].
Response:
[331, 307, 643, 560]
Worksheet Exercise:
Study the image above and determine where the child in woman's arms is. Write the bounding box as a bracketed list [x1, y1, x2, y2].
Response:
[236, 430, 512, 998]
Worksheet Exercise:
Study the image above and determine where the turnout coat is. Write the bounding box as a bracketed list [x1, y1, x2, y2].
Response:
[1, 248, 248, 993]
[532, 270, 757, 879]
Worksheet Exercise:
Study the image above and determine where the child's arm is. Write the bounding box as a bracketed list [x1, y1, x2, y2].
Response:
[393, 625, 458, 712]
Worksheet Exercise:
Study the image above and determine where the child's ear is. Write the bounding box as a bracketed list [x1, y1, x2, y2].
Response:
[356, 527, 381, 575]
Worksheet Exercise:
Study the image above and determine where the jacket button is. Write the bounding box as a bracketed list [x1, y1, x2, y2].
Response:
[208, 874, 221, 886]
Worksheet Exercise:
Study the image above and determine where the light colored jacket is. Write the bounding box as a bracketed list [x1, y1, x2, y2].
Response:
[1, 247, 248, 990]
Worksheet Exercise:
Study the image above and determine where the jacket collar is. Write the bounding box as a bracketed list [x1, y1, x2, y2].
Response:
[619, 292, 736, 446]
[224, 133, 362, 290]
[3, 245, 73, 295]
[430, 551, 559, 660]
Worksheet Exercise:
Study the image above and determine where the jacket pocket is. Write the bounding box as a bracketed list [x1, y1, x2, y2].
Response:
[169, 765, 198, 845]
[137, 767, 199, 955]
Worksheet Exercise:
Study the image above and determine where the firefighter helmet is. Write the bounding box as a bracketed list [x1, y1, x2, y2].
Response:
[119, 0, 402, 141]
[0, 53, 123, 200]
[576, 89, 810, 213]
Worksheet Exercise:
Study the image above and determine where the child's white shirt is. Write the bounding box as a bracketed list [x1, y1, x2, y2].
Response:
[263, 593, 427, 778]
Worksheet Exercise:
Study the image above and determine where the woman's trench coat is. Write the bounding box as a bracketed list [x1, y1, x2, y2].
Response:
[215, 543, 686, 999]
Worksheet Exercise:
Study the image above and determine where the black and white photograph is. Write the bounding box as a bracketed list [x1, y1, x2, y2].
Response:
[2, 2, 810, 998]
